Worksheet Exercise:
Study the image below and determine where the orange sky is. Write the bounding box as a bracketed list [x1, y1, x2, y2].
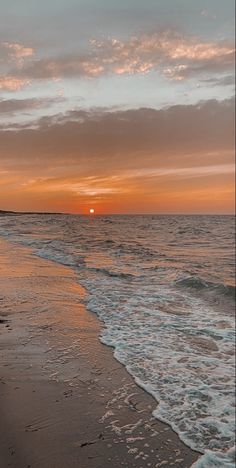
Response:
[0, 100, 235, 214]
[0, 1, 235, 214]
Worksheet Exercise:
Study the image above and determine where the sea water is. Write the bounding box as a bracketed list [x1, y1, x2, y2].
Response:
[0, 214, 235, 467]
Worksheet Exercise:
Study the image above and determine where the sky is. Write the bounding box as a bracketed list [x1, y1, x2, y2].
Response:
[0, 0, 235, 214]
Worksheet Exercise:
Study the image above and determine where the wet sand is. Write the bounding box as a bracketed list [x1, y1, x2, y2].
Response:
[0, 238, 200, 468]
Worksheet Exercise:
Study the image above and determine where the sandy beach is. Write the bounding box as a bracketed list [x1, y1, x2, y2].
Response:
[0, 237, 199, 468]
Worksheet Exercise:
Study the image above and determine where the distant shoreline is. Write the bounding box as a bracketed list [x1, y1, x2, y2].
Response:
[0, 210, 63, 216]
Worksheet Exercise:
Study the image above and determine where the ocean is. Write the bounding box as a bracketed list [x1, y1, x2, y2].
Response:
[0, 214, 235, 467]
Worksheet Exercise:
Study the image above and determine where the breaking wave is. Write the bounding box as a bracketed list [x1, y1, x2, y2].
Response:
[176, 276, 235, 299]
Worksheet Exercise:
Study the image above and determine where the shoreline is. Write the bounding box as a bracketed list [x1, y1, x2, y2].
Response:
[0, 238, 199, 468]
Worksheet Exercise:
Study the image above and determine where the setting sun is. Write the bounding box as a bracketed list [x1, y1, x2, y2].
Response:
[89, 208, 95, 214]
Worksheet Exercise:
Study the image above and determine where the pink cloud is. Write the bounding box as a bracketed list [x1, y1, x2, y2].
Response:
[1, 31, 234, 88]
[3, 42, 34, 59]
[0, 76, 30, 91]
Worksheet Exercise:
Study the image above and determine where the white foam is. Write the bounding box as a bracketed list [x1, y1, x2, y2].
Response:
[84, 278, 235, 465]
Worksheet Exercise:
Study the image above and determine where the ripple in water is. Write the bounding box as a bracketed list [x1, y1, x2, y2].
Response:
[0, 213, 235, 467]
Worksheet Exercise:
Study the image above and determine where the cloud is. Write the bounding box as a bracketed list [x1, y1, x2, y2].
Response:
[3, 42, 34, 64]
[200, 9, 217, 20]
[0, 97, 234, 175]
[0, 76, 30, 91]
[0, 96, 64, 115]
[1, 31, 234, 89]
[0, 41, 34, 90]
[0, 41, 34, 68]
[201, 75, 235, 87]
[17, 163, 234, 204]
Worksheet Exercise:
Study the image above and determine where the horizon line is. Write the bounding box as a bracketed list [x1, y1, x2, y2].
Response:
[1, 209, 235, 216]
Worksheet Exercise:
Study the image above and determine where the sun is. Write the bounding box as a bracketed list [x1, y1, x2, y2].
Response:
[89, 208, 95, 214]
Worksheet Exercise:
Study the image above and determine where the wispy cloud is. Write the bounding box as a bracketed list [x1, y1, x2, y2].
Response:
[0, 96, 64, 115]
[201, 75, 235, 87]
[200, 9, 217, 20]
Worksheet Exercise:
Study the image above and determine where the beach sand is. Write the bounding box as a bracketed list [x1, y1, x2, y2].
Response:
[0, 238, 199, 468]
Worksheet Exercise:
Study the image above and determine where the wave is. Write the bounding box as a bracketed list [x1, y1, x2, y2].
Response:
[88, 267, 135, 280]
[0, 214, 235, 466]
[176, 276, 235, 299]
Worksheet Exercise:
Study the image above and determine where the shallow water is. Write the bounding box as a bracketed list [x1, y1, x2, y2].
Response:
[0, 214, 235, 467]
